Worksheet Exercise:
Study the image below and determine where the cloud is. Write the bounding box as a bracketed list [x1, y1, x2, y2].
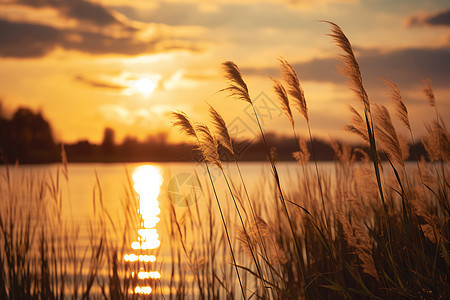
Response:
[242, 47, 450, 88]
[0, 0, 207, 58]
[14, 0, 120, 26]
[74, 75, 127, 90]
[105, 0, 356, 9]
[0, 18, 204, 58]
[110, 2, 319, 29]
[407, 8, 450, 27]
[0, 19, 61, 57]
[99, 104, 157, 127]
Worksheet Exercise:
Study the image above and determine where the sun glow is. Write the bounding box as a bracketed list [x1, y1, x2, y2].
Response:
[133, 78, 157, 98]
[123, 165, 163, 295]
[123, 254, 157, 262]
[132, 165, 163, 221]
[133, 286, 152, 295]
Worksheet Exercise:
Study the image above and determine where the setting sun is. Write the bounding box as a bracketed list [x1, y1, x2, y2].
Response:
[134, 78, 157, 98]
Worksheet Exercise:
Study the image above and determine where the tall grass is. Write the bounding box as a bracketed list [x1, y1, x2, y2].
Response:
[0, 21, 448, 299]
[170, 21, 448, 299]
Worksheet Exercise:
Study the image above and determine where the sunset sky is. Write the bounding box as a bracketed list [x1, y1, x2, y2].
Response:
[0, 0, 449, 144]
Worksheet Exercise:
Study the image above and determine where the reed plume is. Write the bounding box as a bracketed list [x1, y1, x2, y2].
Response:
[292, 138, 310, 165]
[323, 21, 369, 111]
[271, 72, 309, 168]
[382, 78, 410, 131]
[382, 79, 418, 162]
[373, 104, 404, 167]
[171, 111, 197, 139]
[249, 216, 270, 238]
[208, 105, 234, 155]
[277, 58, 332, 270]
[337, 197, 379, 281]
[271, 77, 294, 128]
[422, 80, 449, 163]
[382, 78, 431, 205]
[422, 121, 450, 162]
[221, 61, 252, 104]
[422, 80, 448, 201]
[423, 79, 435, 107]
[278, 59, 321, 171]
[346, 106, 369, 144]
[338, 212, 378, 281]
[330, 139, 355, 166]
[354, 167, 378, 202]
[324, 21, 388, 217]
[372, 104, 409, 227]
[279, 58, 308, 122]
[195, 124, 223, 170]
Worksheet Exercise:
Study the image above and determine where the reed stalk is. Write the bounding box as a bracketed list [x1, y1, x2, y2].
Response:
[171, 111, 246, 299]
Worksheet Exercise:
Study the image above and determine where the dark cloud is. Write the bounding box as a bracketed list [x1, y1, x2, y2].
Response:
[0, 19, 61, 57]
[357, 48, 450, 88]
[74, 75, 127, 90]
[408, 8, 450, 27]
[0, 19, 203, 58]
[15, 0, 120, 26]
[242, 47, 450, 88]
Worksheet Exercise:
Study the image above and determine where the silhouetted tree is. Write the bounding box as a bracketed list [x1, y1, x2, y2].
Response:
[0, 107, 58, 163]
[0, 102, 7, 162]
[101, 127, 115, 156]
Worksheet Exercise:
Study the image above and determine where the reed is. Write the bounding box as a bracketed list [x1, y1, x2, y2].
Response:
[222, 60, 312, 299]
[278, 58, 331, 239]
[209, 104, 276, 290]
[0, 21, 448, 300]
[171, 111, 246, 298]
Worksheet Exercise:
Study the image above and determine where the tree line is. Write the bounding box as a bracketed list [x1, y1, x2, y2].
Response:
[0, 105, 426, 164]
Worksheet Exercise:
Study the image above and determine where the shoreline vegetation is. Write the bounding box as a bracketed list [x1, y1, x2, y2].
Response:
[1, 21, 449, 299]
[0, 108, 428, 164]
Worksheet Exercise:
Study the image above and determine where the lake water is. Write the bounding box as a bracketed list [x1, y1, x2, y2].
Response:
[7, 161, 334, 220]
[3, 161, 330, 296]
[1, 160, 414, 297]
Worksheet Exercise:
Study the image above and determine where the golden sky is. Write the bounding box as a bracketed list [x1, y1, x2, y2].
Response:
[0, 0, 449, 143]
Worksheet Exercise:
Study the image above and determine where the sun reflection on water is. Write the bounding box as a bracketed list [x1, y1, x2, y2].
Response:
[123, 165, 163, 295]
